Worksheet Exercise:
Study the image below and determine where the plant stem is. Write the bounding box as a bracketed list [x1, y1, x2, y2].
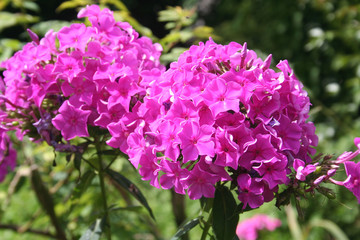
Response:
[95, 138, 112, 240]
[200, 210, 213, 240]
[171, 189, 188, 240]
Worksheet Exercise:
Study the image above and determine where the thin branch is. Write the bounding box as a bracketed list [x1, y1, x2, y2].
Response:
[0, 224, 56, 238]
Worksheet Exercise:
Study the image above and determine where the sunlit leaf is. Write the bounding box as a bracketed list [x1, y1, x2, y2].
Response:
[79, 218, 104, 240]
[56, 0, 90, 13]
[0, 0, 10, 11]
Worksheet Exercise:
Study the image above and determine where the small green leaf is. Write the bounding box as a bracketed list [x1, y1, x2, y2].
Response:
[170, 218, 200, 240]
[212, 185, 239, 240]
[79, 218, 104, 240]
[105, 168, 155, 220]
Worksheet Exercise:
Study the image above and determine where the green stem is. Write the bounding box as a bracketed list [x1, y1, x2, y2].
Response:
[95, 138, 112, 240]
[200, 210, 213, 240]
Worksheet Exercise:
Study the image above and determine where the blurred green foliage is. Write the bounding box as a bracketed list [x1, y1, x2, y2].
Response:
[1, 0, 360, 239]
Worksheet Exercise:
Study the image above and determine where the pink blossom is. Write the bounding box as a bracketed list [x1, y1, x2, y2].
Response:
[343, 161, 360, 203]
[181, 164, 218, 200]
[236, 214, 281, 240]
[52, 101, 91, 140]
[293, 158, 317, 181]
[178, 121, 215, 162]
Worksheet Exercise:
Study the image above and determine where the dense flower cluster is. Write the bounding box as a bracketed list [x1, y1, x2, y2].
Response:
[0, 5, 164, 180]
[2, 4, 359, 209]
[108, 39, 319, 206]
[236, 214, 281, 240]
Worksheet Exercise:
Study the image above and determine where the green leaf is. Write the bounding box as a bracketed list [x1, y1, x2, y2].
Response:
[170, 218, 200, 240]
[79, 218, 104, 240]
[71, 170, 95, 201]
[31, 20, 71, 36]
[56, 0, 89, 13]
[105, 168, 155, 220]
[212, 185, 239, 240]
[0, 0, 10, 11]
[22, 1, 40, 12]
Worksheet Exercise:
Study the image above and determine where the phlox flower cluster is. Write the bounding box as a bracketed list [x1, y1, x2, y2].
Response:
[109, 39, 318, 207]
[0, 5, 164, 180]
[236, 214, 281, 240]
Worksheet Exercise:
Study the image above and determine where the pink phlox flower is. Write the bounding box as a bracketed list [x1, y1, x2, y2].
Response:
[52, 100, 91, 140]
[178, 121, 215, 163]
[127, 125, 148, 168]
[215, 112, 245, 129]
[202, 77, 241, 117]
[237, 174, 264, 209]
[198, 102, 214, 126]
[61, 77, 96, 106]
[106, 117, 137, 152]
[155, 120, 181, 161]
[214, 127, 240, 169]
[106, 77, 138, 111]
[18, 43, 51, 68]
[139, 68, 163, 87]
[53, 52, 85, 81]
[135, 37, 164, 70]
[271, 114, 302, 154]
[85, 41, 115, 63]
[78, 5, 117, 35]
[252, 156, 289, 189]
[276, 60, 293, 79]
[247, 92, 280, 124]
[220, 69, 257, 104]
[236, 214, 281, 240]
[343, 161, 360, 203]
[228, 124, 255, 155]
[93, 63, 133, 83]
[200, 157, 231, 181]
[181, 164, 218, 200]
[160, 160, 189, 194]
[137, 98, 162, 126]
[335, 137, 360, 164]
[57, 23, 92, 52]
[0, 146, 16, 182]
[94, 103, 126, 128]
[39, 29, 57, 53]
[239, 134, 277, 170]
[293, 158, 317, 181]
[165, 98, 199, 124]
[77, 4, 101, 20]
[138, 148, 161, 188]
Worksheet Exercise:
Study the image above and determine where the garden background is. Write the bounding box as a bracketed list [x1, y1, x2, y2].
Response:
[0, 0, 360, 239]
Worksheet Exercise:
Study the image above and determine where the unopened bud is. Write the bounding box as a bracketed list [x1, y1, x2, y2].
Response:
[317, 186, 336, 199]
[315, 166, 322, 174]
